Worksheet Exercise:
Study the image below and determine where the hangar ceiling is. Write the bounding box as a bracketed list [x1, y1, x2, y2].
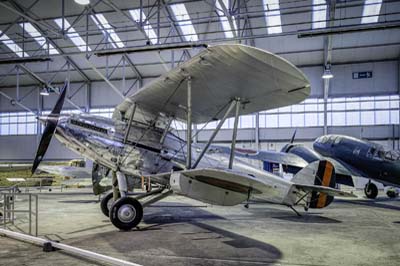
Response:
[0, 0, 398, 89]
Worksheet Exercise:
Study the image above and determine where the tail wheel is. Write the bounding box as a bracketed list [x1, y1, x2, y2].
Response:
[100, 191, 119, 217]
[109, 197, 143, 231]
[364, 183, 378, 199]
[386, 189, 398, 198]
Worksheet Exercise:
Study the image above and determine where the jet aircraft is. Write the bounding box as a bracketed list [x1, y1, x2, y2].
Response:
[31, 45, 353, 230]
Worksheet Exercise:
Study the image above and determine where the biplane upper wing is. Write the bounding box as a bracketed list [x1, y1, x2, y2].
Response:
[113, 44, 310, 124]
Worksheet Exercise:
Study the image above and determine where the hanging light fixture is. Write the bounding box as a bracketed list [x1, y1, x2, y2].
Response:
[40, 87, 50, 96]
[322, 65, 334, 79]
[74, 0, 90, 5]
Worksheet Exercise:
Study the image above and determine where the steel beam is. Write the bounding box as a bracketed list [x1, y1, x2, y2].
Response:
[1, 1, 61, 37]
[298, 21, 400, 38]
[18, 64, 83, 111]
[86, 60, 125, 99]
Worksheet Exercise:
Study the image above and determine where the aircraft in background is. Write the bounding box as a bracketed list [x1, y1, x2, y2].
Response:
[226, 133, 400, 199]
[31, 44, 354, 231]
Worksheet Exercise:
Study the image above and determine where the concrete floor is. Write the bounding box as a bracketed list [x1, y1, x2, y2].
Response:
[0, 188, 399, 266]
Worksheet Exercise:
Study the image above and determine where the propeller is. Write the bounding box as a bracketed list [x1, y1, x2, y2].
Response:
[290, 129, 297, 144]
[31, 82, 68, 175]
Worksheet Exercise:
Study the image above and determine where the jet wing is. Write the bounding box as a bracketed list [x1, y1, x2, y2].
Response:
[113, 44, 310, 124]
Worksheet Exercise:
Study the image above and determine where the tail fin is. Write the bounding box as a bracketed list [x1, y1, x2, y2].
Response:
[292, 160, 336, 208]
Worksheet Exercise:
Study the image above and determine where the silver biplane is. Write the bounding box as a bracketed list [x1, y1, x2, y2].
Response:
[32, 44, 354, 230]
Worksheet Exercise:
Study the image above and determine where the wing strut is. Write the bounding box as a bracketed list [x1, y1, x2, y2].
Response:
[186, 76, 192, 169]
[229, 99, 241, 169]
[192, 99, 237, 168]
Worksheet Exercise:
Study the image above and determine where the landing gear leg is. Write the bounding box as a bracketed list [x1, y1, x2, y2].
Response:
[364, 181, 378, 199]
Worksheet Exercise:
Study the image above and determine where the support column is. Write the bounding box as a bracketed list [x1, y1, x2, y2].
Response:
[323, 78, 329, 135]
[229, 99, 241, 169]
[255, 112, 260, 151]
[186, 77, 192, 169]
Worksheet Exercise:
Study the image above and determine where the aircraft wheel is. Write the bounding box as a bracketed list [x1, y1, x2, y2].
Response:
[100, 191, 119, 217]
[386, 189, 398, 198]
[364, 183, 378, 199]
[109, 197, 143, 231]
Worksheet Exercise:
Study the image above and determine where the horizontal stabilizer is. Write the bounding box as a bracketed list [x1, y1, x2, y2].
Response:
[294, 184, 357, 198]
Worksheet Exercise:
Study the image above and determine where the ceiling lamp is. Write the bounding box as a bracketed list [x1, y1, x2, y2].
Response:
[322, 66, 333, 79]
[40, 87, 50, 96]
[74, 0, 90, 5]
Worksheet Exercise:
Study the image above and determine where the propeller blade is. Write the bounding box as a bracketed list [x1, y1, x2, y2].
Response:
[31, 82, 68, 175]
[290, 129, 297, 144]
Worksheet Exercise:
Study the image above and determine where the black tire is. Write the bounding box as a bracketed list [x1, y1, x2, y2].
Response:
[109, 197, 143, 231]
[100, 191, 119, 217]
[386, 190, 398, 198]
[364, 183, 378, 199]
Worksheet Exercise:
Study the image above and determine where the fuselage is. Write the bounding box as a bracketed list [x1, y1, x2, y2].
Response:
[313, 134, 400, 186]
[52, 113, 299, 206]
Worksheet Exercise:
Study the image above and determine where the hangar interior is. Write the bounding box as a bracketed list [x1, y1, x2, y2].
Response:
[1, 1, 400, 265]
[0, 0, 399, 173]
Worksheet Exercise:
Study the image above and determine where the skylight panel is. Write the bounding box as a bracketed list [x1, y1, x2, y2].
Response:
[361, 0, 382, 24]
[170, 4, 199, 42]
[312, 0, 327, 29]
[129, 9, 158, 44]
[90, 14, 125, 49]
[54, 18, 91, 52]
[20, 22, 59, 55]
[263, 0, 283, 34]
[215, 0, 237, 38]
[0, 31, 29, 57]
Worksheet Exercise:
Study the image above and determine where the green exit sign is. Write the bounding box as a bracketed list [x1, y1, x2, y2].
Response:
[352, 71, 372, 79]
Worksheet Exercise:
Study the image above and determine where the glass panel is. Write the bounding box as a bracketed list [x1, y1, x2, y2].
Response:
[312, 0, 327, 29]
[266, 114, 278, 128]
[375, 110, 389, 124]
[346, 112, 360, 126]
[292, 113, 305, 127]
[361, 111, 374, 125]
[305, 113, 318, 127]
[278, 114, 291, 127]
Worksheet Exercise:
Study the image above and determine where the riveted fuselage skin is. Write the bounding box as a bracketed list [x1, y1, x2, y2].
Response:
[313, 134, 400, 187]
[53, 114, 302, 206]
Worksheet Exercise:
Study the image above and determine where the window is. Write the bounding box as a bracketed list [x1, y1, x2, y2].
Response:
[129, 9, 158, 44]
[0, 30, 29, 57]
[361, 0, 382, 24]
[91, 14, 125, 48]
[263, 0, 283, 34]
[215, 0, 237, 38]
[170, 4, 199, 42]
[20, 22, 59, 55]
[0, 112, 37, 135]
[312, 0, 327, 29]
[54, 18, 91, 52]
